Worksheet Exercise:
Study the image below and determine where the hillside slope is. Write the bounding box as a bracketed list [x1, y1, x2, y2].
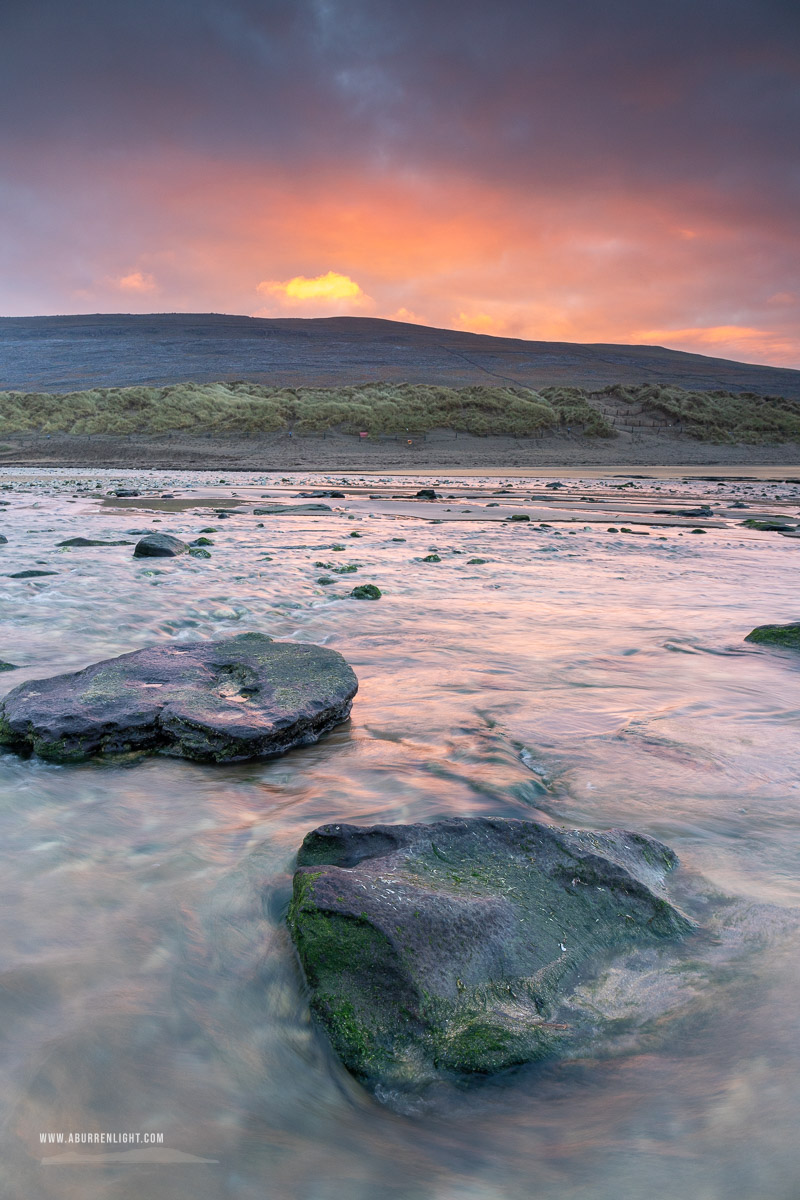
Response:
[2, 314, 799, 398]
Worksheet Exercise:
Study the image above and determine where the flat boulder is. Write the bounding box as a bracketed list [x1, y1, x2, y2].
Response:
[133, 533, 187, 557]
[288, 818, 694, 1095]
[0, 632, 358, 763]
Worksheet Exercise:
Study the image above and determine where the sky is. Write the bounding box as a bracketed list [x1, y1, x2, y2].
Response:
[2, 0, 799, 366]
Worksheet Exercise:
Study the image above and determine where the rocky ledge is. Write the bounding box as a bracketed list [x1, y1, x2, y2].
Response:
[288, 817, 694, 1095]
[0, 632, 358, 762]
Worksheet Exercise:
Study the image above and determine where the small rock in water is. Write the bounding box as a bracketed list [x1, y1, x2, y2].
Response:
[133, 533, 187, 558]
[9, 569, 58, 578]
[58, 537, 133, 547]
[508, 514, 530, 522]
[422, 554, 441, 563]
[190, 537, 214, 546]
[253, 504, 331, 515]
[415, 489, 439, 500]
[288, 818, 693, 1097]
[0, 633, 358, 763]
[350, 584, 381, 599]
[0, 534, 7, 544]
[745, 622, 800, 650]
[0, 660, 19, 671]
[467, 558, 487, 564]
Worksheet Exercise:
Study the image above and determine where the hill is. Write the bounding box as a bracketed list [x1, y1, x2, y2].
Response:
[2, 313, 799, 398]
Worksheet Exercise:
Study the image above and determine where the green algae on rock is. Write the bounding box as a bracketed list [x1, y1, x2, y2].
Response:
[745, 623, 800, 650]
[350, 584, 381, 599]
[288, 818, 694, 1096]
[740, 518, 798, 531]
[0, 633, 358, 763]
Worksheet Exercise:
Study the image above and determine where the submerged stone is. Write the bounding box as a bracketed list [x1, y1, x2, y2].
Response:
[133, 533, 187, 558]
[745, 622, 800, 650]
[58, 537, 133, 547]
[252, 504, 331, 515]
[288, 817, 693, 1096]
[0, 632, 358, 763]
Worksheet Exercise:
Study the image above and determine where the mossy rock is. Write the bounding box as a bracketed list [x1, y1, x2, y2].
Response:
[288, 818, 694, 1096]
[508, 514, 530, 522]
[350, 584, 381, 600]
[422, 554, 441, 563]
[740, 519, 797, 531]
[0, 633, 358, 763]
[745, 623, 800, 650]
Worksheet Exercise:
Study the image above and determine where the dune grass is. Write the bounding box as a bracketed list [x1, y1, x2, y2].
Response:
[0, 381, 615, 439]
[599, 384, 800, 443]
[4, 380, 794, 442]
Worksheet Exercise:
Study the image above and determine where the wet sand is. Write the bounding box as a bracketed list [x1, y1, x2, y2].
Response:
[2, 425, 800, 473]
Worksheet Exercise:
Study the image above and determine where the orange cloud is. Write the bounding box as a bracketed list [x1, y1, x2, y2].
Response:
[456, 312, 502, 334]
[633, 325, 799, 364]
[256, 270, 370, 310]
[116, 271, 157, 292]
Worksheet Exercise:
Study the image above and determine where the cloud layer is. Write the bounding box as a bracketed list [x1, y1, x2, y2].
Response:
[1, 1, 798, 365]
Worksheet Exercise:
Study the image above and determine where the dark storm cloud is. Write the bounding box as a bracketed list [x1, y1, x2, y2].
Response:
[2, 0, 799, 205]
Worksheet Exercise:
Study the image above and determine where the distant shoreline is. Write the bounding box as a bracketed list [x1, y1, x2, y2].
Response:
[2, 427, 799, 475]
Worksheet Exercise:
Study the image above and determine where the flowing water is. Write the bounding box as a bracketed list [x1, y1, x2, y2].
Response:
[1, 468, 799, 1200]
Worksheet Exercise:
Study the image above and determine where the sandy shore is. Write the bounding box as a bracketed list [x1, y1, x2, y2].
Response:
[2, 426, 800, 474]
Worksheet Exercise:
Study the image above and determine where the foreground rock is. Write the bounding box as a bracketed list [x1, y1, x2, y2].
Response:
[288, 818, 694, 1095]
[133, 533, 187, 557]
[745, 622, 800, 650]
[0, 632, 358, 762]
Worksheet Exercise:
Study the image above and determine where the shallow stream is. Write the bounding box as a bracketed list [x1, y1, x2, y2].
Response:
[1, 468, 799, 1200]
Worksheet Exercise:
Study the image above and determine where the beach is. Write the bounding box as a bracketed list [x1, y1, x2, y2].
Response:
[3, 425, 800, 473]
